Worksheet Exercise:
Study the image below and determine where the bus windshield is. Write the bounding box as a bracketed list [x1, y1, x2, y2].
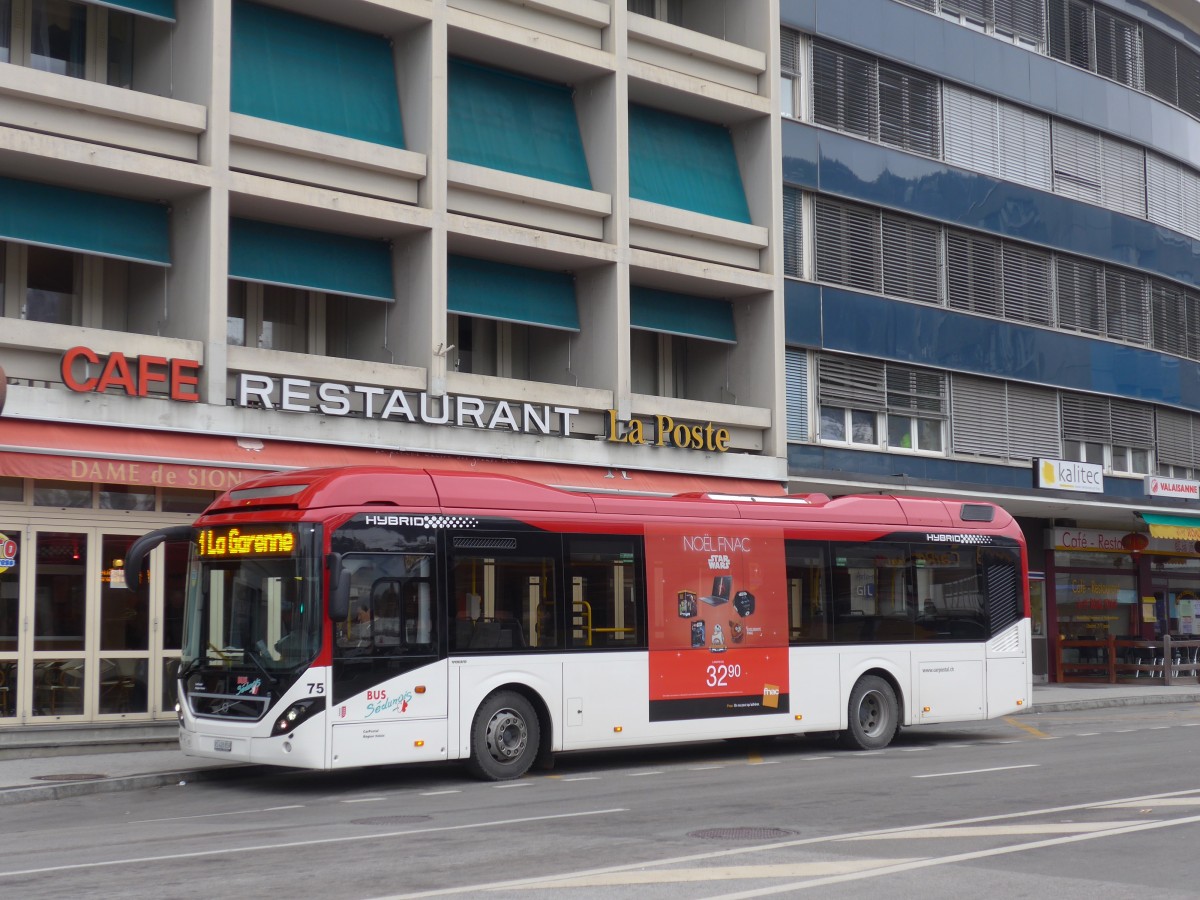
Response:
[181, 523, 323, 676]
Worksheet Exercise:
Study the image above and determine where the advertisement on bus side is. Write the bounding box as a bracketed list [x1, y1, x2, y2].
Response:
[646, 524, 789, 721]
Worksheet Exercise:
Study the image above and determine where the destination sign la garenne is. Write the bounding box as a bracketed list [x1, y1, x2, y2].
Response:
[59, 347, 731, 453]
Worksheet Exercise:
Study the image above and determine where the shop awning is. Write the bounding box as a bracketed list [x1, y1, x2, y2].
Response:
[631, 287, 737, 344]
[0, 419, 782, 496]
[448, 255, 579, 331]
[1140, 513, 1200, 541]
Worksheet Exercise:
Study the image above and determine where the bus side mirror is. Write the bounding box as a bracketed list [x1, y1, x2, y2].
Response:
[123, 525, 195, 594]
[327, 553, 350, 620]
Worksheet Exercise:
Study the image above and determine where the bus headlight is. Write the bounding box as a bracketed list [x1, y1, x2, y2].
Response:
[270, 698, 324, 737]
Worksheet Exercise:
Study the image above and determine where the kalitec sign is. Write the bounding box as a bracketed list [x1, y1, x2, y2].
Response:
[1034, 458, 1104, 493]
[237, 374, 731, 453]
[1145, 476, 1200, 500]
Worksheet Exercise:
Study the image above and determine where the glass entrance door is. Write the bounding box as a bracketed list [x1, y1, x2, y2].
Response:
[0, 527, 21, 720]
[30, 529, 89, 718]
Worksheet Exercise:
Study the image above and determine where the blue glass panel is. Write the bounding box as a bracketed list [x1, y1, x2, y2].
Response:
[231, 2, 404, 148]
[814, 285, 1200, 411]
[630, 287, 735, 343]
[783, 279, 821, 348]
[628, 105, 751, 223]
[448, 256, 579, 331]
[448, 59, 591, 189]
[0, 176, 169, 265]
[781, 123, 1200, 290]
[229, 219, 393, 301]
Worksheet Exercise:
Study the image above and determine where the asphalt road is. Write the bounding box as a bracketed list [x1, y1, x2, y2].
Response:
[3, 704, 1200, 899]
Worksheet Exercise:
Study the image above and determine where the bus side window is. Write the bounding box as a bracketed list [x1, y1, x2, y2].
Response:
[786, 542, 830, 644]
[566, 536, 645, 649]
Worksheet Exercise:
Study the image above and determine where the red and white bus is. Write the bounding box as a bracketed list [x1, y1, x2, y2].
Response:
[128, 465, 1032, 780]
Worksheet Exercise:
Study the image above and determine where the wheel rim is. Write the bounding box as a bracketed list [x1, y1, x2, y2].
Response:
[857, 689, 888, 738]
[483, 707, 528, 764]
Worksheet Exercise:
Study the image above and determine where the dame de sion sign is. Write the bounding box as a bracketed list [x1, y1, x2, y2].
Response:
[59, 347, 731, 453]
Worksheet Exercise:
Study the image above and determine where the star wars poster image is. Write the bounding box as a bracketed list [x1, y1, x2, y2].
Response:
[647, 524, 789, 722]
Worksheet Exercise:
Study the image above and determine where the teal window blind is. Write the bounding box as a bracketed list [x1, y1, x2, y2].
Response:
[631, 286, 736, 343]
[448, 59, 591, 189]
[0, 176, 169, 264]
[86, 0, 174, 20]
[231, 1, 404, 148]
[448, 256, 579, 330]
[229, 219, 394, 302]
[629, 104, 751, 223]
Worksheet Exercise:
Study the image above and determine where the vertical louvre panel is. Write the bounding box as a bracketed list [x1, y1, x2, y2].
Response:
[878, 63, 941, 159]
[946, 230, 1002, 316]
[886, 366, 947, 416]
[1047, 0, 1094, 70]
[814, 197, 882, 293]
[1001, 242, 1053, 325]
[1146, 152, 1185, 234]
[1103, 268, 1149, 344]
[1110, 400, 1154, 449]
[1006, 383, 1062, 461]
[1156, 408, 1195, 467]
[896, 0, 937, 10]
[952, 376, 1008, 457]
[882, 213, 941, 304]
[995, 0, 1046, 44]
[812, 42, 877, 140]
[1151, 281, 1188, 357]
[942, 0, 988, 17]
[785, 348, 809, 441]
[943, 84, 999, 176]
[1099, 136, 1147, 218]
[1093, 7, 1143, 89]
[1187, 292, 1200, 361]
[1061, 392, 1111, 444]
[1052, 121, 1103, 205]
[1056, 256, 1104, 335]
[1181, 168, 1200, 242]
[818, 355, 886, 408]
[999, 103, 1052, 190]
[985, 561, 1021, 634]
[1177, 45, 1200, 120]
[783, 187, 803, 278]
[1143, 27, 1179, 106]
[780, 28, 801, 75]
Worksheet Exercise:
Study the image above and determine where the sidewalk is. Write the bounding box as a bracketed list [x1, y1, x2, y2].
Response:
[1, 682, 1198, 805]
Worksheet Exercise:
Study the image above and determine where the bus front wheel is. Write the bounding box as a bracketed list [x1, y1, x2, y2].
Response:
[466, 690, 540, 781]
[839, 675, 899, 751]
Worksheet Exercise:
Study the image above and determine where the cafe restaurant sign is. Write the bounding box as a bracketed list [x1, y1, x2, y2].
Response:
[236, 374, 730, 453]
[1034, 458, 1104, 493]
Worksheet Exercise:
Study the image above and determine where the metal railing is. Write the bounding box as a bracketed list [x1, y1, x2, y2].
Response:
[1058, 635, 1200, 684]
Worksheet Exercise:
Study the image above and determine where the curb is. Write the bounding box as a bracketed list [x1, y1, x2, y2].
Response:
[1023, 693, 1200, 713]
[0, 763, 257, 806]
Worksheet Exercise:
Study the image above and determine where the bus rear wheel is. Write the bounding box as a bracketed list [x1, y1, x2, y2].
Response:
[466, 690, 540, 781]
[840, 675, 899, 751]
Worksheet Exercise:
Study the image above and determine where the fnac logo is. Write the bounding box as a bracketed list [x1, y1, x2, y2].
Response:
[0, 533, 17, 574]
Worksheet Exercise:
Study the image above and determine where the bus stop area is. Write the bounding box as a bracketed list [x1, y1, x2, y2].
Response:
[1, 681, 1198, 806]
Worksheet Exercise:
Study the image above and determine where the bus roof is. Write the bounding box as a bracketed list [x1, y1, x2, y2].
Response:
[206, 466, 1014, 531]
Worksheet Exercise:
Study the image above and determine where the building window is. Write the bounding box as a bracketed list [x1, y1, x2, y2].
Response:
[448, 314, 575, 386]
[817, 355, 946, 453]
[227, 281, 315, 354]
[24, 245, 80, 325]
[0, 0, 147, 87]
[1048, 0, 1142, 89]
[628, 0, 682, 25]
[781, 28, 802, 119]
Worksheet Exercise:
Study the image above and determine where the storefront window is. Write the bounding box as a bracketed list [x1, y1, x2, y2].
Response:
[1054, 551, 1138, 642]
[98, 484, 154, 511]
[33, 531, 87, 651]
[33, 480, 90, 508]
[0, 478, 20, 503]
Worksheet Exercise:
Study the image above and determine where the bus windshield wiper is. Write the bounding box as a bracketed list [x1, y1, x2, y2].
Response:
[244, 642, 280, 687]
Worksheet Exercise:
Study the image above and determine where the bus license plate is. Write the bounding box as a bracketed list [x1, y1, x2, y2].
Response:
[214, 739, 232, 752]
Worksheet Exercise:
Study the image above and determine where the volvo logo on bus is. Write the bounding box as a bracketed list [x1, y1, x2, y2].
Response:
[362, 514, 478, 529]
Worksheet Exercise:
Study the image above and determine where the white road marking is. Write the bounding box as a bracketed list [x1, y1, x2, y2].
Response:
[520, 859, 926, 888]
[1181, 723, 1200, 727]
[748, 760, 780, 766]
[493, 782, 531, 789]
[0, 809, 628, 880]
[799, 756, 832, 761]
[1096, 799, 1200, 808]
[130, 805, 303, 824]
[628, 771, 662, 777]
[373, 788, 1200, 900]
[843, 822, 1141, 840]
[342, 797, 385, 804]
[1076, 733, 1099, 737]
[561, 777, 600, 782]
[419, 790, 461, 796]
[690, 765, 724, 771]
[913, 764, 1038, 779]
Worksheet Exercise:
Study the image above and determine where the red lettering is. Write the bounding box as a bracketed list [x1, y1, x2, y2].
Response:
[137, 355, 168, 397]
[170, 358, 200, 402]
[96, 352, 137, 395]
[61, 346, 99, 392]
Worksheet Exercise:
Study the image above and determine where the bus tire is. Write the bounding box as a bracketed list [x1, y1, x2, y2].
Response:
[465, 690, 540, 781]
[839, 675, 899, 751]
